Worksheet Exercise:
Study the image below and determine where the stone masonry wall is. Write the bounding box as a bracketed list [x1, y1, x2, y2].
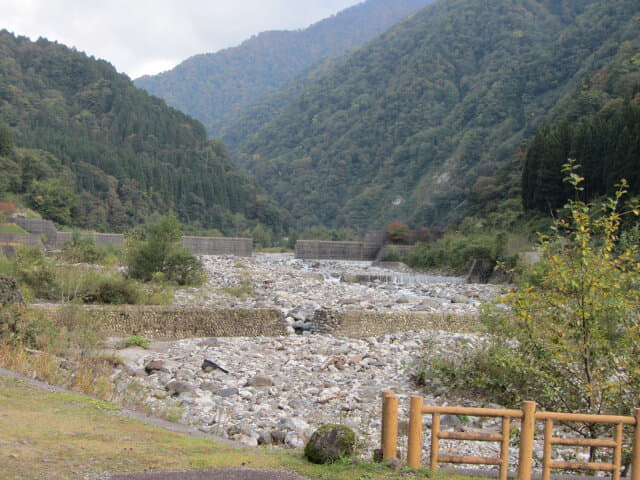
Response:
[41, 306, 287, 339]
[310, 309, 479, 338]
[35, 305, 477, 339]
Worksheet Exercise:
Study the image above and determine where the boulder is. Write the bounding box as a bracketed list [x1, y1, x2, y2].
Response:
[245, 375, 273, 387]
[0, 274, 25, 307]
[144, 359, 168, 375]
[202, 359, 229, 374]
[165, 380, 195, 396]
[304, 424, 356, 464]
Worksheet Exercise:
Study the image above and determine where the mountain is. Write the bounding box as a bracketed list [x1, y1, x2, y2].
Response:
[0, 31, 289, 234]
[236, 0, 640, 231]
[134, 0, 434, 140]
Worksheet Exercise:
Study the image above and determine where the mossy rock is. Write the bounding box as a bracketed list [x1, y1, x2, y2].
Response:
[304, 424, 356, 464]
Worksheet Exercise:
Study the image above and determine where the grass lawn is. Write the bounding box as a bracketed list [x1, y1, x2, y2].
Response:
[0, 223, 28, 234]
[0, 376, 469, 480]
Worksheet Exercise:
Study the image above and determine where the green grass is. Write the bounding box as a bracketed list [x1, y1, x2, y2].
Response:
[0, 376, 472, 480]
[0, 223, 28, 234]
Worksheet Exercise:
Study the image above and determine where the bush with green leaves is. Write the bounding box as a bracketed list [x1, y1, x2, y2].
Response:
[126, 215, 204, 286]
[425, 163, 640, 452]
[0, 246, 57, 301]
[59, 231, 120, 265]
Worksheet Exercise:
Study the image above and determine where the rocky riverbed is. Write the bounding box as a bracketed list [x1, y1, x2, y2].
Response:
[174, 254, 502, 327]
[107, 255, 584, 471]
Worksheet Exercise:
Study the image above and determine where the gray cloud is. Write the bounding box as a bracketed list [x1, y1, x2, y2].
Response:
[1, 0, 362, 78]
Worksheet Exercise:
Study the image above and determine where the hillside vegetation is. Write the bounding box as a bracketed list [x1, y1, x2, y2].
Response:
[0, 31, 288, 235]
[135, 0, 434, 140]
[237, 0, 640, 232]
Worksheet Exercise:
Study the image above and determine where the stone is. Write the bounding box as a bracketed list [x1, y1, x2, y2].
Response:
[199, 382, 217, 393]
[165, 381, 195, 396]
[237, 434, 258, 447]
[270, 430, 287, 445]
[258, 431, 273, 445]
[202, 359, 229, 374]
[284, 417, 310, 432]
[245, 376, 273, 387]
[217, 387, 239, 398]
[304, 424, 357, 464]
[387, 457, 402, 470]
[152, 390, 168, 399]
[144, 360, 168, 375]
[0, 274, 25, 306]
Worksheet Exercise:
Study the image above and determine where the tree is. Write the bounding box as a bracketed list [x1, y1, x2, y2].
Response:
[433, 162, 640, 452]
[126, 215, 204, 285]
[0, 124, 13, 157]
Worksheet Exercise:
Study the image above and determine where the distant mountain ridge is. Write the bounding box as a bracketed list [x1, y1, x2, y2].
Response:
[134, 0, 434, 139]
[236, 0, 640, 231]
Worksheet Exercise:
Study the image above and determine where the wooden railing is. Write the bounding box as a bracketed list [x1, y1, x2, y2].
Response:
[380, 393, 640, 480]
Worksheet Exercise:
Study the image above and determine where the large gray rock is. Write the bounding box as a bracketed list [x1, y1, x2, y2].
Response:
[0, 274, 25, 306]
[304, 424, 356, 464]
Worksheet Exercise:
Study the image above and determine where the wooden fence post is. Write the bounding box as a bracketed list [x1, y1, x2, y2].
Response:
[518, 401, 537, 480]
[407, 395, 424, 469]
[632, 408, 640, 480]
[382, 392, 398, 461]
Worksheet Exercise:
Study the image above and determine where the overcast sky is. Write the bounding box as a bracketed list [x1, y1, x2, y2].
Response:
[1, 0, 362, 79]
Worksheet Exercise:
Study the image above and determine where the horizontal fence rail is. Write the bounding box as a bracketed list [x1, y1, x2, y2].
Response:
[380, 393, 640, 480]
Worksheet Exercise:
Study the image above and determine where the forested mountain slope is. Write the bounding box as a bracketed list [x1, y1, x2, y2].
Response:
[237, 0, 640, 231]
[0, 31, 289, 234]
[134, 0, 434, 139]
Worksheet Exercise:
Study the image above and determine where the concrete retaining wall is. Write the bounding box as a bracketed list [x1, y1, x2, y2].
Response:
[182, 236, 252, 257]
[0, 233, 43, 248]
[295, 239, 411, 262]
[11, 218, 57, 246]
[55, 232, 125, 249]
[6, 217, 253, 257]
[295, 240, 366, 261]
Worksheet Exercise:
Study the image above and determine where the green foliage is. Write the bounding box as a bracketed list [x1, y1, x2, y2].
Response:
[6, 246, 57, 300]
[126, 216, 204, 286]
[120, 335, 149, 349]
[0, 123, 13, 156]
[0, 31, 289, 235]
[238, 0, 640, 231]
[68, 235, 119, 266]
[404, 232, 501, 274]
[429, 167, 640, 438]
[219, 276, 254, 298]
[386, 222, 411, 244]
[523, 101, 640, 213]
[135, 0, 434, 141]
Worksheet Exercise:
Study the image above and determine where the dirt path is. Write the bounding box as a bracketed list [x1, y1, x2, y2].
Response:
[107, 468, 308, 479]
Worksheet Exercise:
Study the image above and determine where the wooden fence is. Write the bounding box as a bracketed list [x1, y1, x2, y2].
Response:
[381, 392, 640, 480]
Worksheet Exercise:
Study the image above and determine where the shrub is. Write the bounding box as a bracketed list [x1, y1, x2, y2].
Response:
[387, 222, 411, 244]
[426, 163, 640, 451]
[11, 246, 57, 300]
[120, 335, 149, 349]
[126, 215, 204, 286]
